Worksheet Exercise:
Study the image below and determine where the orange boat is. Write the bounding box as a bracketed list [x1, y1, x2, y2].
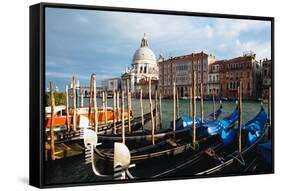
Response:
[45, 105, 132, 128]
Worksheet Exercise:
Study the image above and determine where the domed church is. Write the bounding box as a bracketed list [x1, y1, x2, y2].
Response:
[122, 33, 159, 93]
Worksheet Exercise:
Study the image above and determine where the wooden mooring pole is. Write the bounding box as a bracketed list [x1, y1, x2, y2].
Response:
[93, 75, 98, 132]
[176, 89, 179, 119]
[155, 90, 158, 130]
[200, 83, 204, 124]
[113, 85, 116, 134]
[105, 91, 108, 124]
[238, 81, 243, 153]
[159, 93, 162, 129]
[212, 88, 215, 120]
[140, 88, 144, 129]
[126, 79, 130, 125]
[192, 72, 197, 148]
[88, 75, 94, 126]
[116, 90, 120, 122]
[149, 77, 155, 145]
[65, 85, 70, 131]
[128, 91, 132, 133]
[72, 77, 77, 131]
[173, 82, 176, 134]
[49, 81, 55, 160]
[189, 88, 192, 117]
[102, 91, 105, 122]
[121, 91, 125, 144]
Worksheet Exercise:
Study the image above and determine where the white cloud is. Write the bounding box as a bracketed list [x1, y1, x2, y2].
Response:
[100, 13, 271, 59]
[235, 39, 271, 60]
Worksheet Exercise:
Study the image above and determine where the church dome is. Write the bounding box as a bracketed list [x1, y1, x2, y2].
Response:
[132, 34, 156, 62]
[133, 47, 156, 61]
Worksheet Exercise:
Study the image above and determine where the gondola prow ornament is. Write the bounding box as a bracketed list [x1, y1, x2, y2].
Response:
[81, 116, 101, 165]
[114, 142, 135, 180]
[81, 115, 134, 179]
[79, 115, 91, 139]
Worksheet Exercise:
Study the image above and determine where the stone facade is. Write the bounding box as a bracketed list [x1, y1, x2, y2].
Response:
[158, 52, 215, 98]
[219, 52, 262, 99]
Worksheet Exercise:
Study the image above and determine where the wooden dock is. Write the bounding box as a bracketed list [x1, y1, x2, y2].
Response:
[45, 142, 84, 161]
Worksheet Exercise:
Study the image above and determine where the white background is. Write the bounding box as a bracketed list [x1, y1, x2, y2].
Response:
[0, 0, 279, 190]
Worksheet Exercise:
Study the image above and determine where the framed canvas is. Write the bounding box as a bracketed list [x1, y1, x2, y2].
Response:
[29, 2, 274, 188]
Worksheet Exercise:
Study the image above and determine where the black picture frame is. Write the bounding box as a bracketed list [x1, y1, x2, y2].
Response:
[30, 2, 274, 188]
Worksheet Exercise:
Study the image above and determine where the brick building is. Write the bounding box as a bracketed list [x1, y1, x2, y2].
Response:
[158, 52, 215, 98]
[219, 52, 262, 99]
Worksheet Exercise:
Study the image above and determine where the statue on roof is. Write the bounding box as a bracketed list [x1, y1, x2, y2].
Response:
[140, 33, 149, 47]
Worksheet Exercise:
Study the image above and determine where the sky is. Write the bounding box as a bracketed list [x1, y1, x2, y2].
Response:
[45, 7, 271, 91]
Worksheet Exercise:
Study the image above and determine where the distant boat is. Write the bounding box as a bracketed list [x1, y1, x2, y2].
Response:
[180, 96, 188, 100]
[222, 97, 229, 101]
[180, 96, 200, 100]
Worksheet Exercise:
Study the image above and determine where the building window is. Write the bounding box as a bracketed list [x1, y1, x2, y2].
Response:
[144, 66, 147, 73]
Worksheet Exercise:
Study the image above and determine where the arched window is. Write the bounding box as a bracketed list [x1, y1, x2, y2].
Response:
[144, 66, 147, 73]
[140, 66, 143, 73]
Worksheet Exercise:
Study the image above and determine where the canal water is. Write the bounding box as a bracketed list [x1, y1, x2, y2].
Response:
[85, 98, 268, 129]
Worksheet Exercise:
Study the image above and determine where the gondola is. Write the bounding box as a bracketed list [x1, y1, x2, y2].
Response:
[126, 106, 268, 179]
[150, 106, 268, 177]
[50, 109, 154, 144]
[85, 107, 238, 178]
[97, 106, 223, 148]
[45, 106, 132, 129]
[174, 104, 223, 130]
[195, 107, 268, 175]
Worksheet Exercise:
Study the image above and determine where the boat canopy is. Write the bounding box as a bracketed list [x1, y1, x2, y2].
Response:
[45, 105, 66, 114]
